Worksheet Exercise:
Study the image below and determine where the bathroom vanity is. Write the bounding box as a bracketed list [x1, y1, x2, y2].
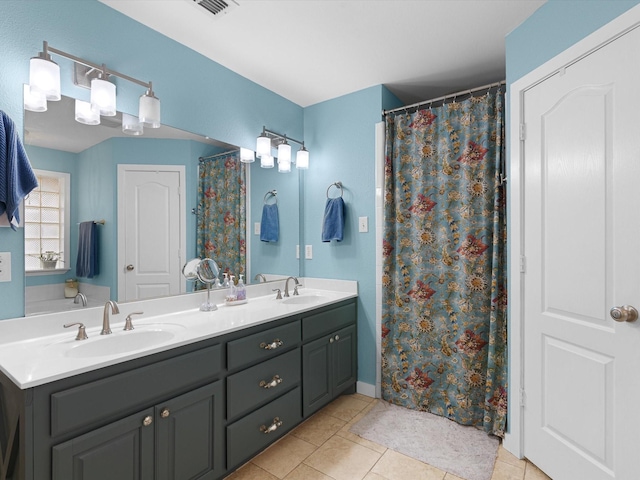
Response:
[0, 280, 357, 480]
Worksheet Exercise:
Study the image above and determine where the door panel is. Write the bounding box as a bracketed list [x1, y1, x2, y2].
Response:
[523, 25, 640, 479]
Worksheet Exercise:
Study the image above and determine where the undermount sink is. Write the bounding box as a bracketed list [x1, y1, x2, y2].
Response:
[64, 324, 186, 358]
[282, 295, 329, 305]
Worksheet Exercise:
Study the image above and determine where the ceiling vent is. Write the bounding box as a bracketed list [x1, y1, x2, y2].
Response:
[190, 0, 239, 17]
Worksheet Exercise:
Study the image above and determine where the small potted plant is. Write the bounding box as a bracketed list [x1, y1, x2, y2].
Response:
[39, 251, 60, 269]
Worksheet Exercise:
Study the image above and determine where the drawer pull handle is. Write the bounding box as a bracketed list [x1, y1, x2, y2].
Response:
[259, 375, 283, 389]
[260, 339, 283, 350]
[160, 408, 170, 418]
[260, 417, 283, 434]
[142, 415, 153, 427]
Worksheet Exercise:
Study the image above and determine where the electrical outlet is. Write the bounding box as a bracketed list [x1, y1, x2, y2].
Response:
[305, 245, 313, 259]
[254, 222, 260, 235]
[0, 252, 11, 282]
[359, 216, 369, 233]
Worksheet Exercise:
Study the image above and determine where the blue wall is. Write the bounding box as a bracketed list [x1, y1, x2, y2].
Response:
[0, 0, 302, 318]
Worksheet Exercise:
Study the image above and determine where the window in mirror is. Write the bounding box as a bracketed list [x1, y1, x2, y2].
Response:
[24, 169, 70, 273]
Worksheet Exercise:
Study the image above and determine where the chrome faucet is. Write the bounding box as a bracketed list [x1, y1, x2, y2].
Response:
[73, 292, 87, 307]
[102, 300, 119, 335]
[284, 276, 300, 297]
[254, 273, 267, 283]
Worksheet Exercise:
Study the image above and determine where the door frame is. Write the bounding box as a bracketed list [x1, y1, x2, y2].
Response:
[506, 4, 640, 459]
[117, 164, 187, 301]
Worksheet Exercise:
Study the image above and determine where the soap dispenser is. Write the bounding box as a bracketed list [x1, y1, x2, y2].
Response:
[229, 275, 237, 301]
[237, 274, 246, 301]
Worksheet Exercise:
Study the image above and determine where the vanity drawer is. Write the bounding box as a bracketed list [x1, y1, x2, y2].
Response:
[302, 302, 356, 341]
[51, 344, 222, 437]
[227, 348, 301, 420]
[227, 320, 300, 371]
[226, 386, 301, 468]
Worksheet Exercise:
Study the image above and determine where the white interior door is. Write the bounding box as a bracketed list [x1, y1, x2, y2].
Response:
[118, 165, 185, 301]
[523, 25, 640, 479]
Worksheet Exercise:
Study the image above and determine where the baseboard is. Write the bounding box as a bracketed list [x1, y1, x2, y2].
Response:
[356, 381, 376, 398]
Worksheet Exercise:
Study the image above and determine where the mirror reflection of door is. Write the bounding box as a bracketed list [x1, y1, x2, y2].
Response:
[117, 164, 186, 301]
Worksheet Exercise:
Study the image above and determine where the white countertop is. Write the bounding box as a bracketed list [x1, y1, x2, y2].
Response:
[0, 278, 357, 389]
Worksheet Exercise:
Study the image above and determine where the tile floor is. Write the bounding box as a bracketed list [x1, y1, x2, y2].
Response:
[224, 393, 552, 480]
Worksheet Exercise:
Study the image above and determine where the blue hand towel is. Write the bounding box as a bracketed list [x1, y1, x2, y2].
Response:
[260, 204, 279, 242]
[76, 221, 100, 278]
[0, 110, 38, 230]
[322, 197, 345, 242]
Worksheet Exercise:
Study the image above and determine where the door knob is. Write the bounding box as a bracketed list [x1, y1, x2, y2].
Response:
[126, 264, 134, 271]
[610, 305, 638, 322]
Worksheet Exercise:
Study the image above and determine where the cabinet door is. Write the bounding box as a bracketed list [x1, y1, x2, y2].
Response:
[302, 335, 332, 417]
[52, 408, 155, 480]
[156, 381, 224, 480]
[332, 325, 357, 393]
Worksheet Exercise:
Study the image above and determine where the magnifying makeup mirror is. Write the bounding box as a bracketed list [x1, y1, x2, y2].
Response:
[182, 258, 220, 311]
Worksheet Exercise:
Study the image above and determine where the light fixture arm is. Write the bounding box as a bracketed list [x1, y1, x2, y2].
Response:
[263, 127, 304, 147]
[42, 41, 152, 90]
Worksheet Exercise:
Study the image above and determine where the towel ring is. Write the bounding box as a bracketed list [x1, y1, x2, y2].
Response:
[326, 182, 343, 199]
[264, 190, 278, 205]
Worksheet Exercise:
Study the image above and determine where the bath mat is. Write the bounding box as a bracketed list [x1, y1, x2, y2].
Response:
[349, 400, 499, 480]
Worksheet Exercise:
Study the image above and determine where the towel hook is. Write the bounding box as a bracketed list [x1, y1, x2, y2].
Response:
[326, 182, 343, 199]
[264, 190, 278, 205]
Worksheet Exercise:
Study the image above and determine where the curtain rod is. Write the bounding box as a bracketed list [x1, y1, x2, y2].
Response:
[199, 149, 238, 162]
[382, 80, 506, 116]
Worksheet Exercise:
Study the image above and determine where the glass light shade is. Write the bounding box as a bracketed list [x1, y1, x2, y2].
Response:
[278, 159, 291, 173]
[296, 147, 309, 169]
[29, 57, 60, 101]
[260, 154, 274, 169]
[139, 91, 161, 128]
[74, 99, 100, 126]
[277, 142, 291, 163]
[23, 84, 47, 112]
[122, 113, 144, 136]
[256, 134, 271, 158]
[240, 147, 255, 163]
[91, 78, 117, 116]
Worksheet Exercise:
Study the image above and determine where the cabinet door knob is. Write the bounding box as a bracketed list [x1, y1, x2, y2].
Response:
[260, 339, 284, 350]
[259, 375, 283, 389]
[160, 408, 170, 418]
[260, 417, 283, 434]
[142, 415, 153, 427]
[329, 337, 334, 343]
[335, 335, 340, 341]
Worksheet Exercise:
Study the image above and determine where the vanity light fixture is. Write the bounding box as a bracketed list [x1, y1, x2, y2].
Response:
[25, 41, 161, 131]
[255, 126, 310, 171]
[240, 147, 255, 163]
[23, 85, 47, 112]
[122, 113, 144, 135]
[74, 99, 100, 126]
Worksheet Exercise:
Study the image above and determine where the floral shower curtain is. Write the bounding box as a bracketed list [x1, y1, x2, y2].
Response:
[196, 151, 246, 280]
[381, 89, 507, 436]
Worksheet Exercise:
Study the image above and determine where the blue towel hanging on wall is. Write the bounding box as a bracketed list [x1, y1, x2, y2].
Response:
[76, 221, 100, 278]
[0, 110, 38, 230]
[322, 197, 345, 242]
[260, 204, 279, 242]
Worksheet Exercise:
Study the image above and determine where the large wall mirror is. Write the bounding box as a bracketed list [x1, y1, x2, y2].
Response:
[21, 94, 300, 316]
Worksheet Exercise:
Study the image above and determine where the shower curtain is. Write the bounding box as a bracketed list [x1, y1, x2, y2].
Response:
[196, 151, 246, 280]
[381, 89, 507, 437]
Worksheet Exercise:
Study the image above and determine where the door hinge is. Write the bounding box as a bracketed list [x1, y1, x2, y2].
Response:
[520, 255, 526, 274]
[519, 123, 526, 141]
[520, 388, 526, 407]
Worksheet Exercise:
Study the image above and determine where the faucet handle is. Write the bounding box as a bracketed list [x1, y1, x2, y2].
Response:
[64, 322, 88, 341]
[272, 288, 282, 300]
[124, 311, 144, 331]
[293, 284, 303, 296]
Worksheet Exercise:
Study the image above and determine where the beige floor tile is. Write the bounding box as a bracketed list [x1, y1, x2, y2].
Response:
[524, 462, 552, 480]
[291, 411, 346, 446]
[224, 462, 279, 480]
[335, 425, 387, 454]
[322, 394, 371, 422]
[351, 392, 376, 404]
[444, 473, 467, 480]
[491, 459, 526, 480]
[304, 435, 383, 480]
[251, 435, 316, 479]
[371, 449, 446, 480]
[283, 463, 334, 480]
[497, 445, 527, 470]
[364, 473, 389, 480]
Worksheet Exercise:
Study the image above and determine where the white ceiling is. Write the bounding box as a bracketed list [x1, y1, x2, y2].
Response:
[99, 0, 546, 108]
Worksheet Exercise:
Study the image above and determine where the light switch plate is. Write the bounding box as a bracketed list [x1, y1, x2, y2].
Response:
[0, 252, 11, 282]
[254, 222, 260, 235]
[296, 245, 300, 259]
[305, 245, 313, 259]
[359, 216, 369, 233]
